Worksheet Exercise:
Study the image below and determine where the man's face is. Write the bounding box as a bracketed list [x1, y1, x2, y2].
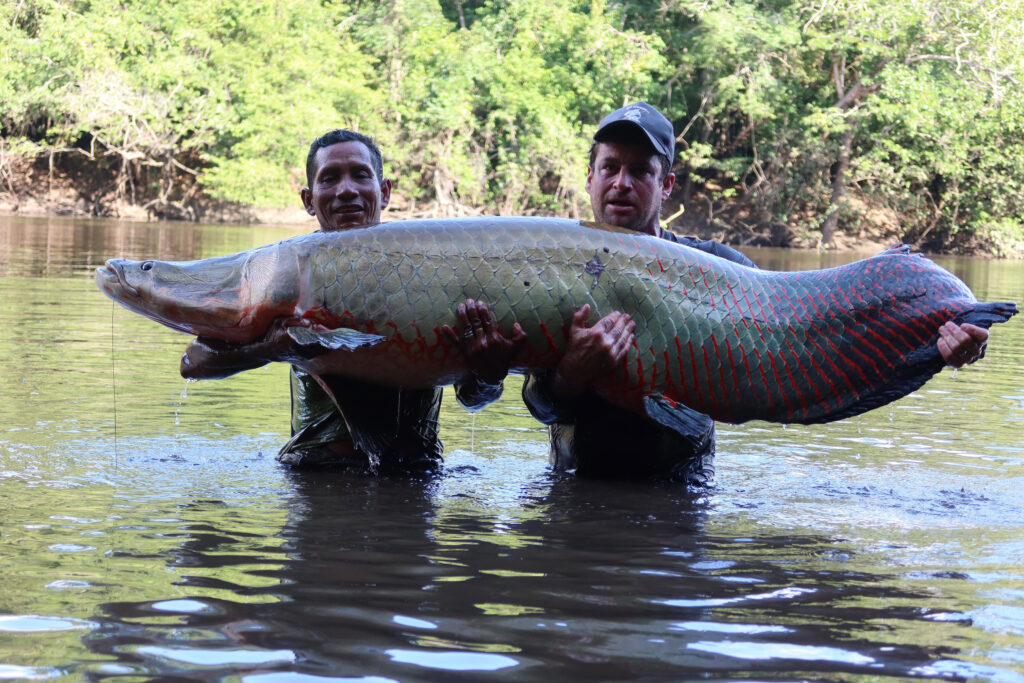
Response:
[586, 141, 674, 235]
[301, 141, 391, 232]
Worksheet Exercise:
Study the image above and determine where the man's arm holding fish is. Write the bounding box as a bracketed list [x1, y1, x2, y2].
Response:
[442, 299, 528, 410]
[180, 300, 529, 409]
[180, 319, 304, 380]
[938, 321, 989, 367]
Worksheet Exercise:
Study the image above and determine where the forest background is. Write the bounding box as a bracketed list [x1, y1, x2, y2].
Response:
[1, 0, 1022, 255]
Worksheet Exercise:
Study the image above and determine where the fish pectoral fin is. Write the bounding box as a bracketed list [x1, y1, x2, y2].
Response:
[287, 326, 387, 351]
[643, 393, 713, 446]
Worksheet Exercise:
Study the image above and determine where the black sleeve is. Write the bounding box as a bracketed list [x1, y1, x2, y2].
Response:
[664, 232, 758, 269]
[521, 369, 577, 425]
[454, 377, 504, 412]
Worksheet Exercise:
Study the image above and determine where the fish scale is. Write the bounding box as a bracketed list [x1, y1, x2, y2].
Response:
[96, 217, 1017, 428]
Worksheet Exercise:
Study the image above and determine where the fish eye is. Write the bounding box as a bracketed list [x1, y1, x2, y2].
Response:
[140, 261, 154, 271]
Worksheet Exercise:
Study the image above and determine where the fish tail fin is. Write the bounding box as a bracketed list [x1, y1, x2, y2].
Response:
[808, 299, 1016, 425]
[954, 301, 1017, 328]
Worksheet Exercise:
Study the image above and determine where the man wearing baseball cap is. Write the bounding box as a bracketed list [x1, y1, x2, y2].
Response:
[517, 102, 756, 483]
[515, 101, 988, 483]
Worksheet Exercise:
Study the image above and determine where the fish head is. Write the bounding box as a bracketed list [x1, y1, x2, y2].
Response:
[96, 245, 299, 343]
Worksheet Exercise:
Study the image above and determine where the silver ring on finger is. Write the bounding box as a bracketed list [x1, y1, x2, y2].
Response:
[462, 329, 475, 339]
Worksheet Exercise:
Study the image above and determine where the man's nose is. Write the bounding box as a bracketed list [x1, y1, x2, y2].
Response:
[612, 168, 632, 190]
[333, 176, 358, 197]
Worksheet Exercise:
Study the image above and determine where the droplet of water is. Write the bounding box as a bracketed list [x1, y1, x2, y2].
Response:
[470, 412, 476, 454]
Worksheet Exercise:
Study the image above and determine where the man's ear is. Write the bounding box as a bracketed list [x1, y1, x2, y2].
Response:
[380, 178, 393, 209]
[661, 172, 676, 201]
[585, 165, 594, 193]
[300, 188, 315, 216]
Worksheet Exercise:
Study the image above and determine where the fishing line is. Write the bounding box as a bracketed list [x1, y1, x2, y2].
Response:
[110, 299, 118, 466]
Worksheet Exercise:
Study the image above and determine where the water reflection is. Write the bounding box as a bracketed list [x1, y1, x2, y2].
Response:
[63, 469, 991, 679]
[0, 215, 1022, 680]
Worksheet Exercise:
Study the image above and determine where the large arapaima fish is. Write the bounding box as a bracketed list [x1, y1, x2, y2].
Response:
[95, 217, 1016, 434]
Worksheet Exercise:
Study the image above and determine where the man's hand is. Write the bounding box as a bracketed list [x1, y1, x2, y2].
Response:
[442, 299, 527, 385]
[937, 321, 988, 368]
[550, 304, 635, 399]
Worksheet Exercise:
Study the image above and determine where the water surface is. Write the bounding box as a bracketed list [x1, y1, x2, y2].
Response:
[1, 215, 1022, 681]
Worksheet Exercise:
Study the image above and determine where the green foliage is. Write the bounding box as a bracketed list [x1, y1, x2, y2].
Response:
[1, 0, 1021, 253]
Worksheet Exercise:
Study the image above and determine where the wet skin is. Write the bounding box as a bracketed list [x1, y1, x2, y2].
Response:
[300, 141, 391, 232]
[586, 141, 674, 237]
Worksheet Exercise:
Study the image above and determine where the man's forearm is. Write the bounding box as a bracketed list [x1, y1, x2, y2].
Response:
[180, 338, 273, 380]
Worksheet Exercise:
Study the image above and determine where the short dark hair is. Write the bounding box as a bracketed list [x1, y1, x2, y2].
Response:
[305, 129, 385, 187]
[588, 130, 673, 181]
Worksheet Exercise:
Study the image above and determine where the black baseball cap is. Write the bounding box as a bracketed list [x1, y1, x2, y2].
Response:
[594, 102, 674, 160]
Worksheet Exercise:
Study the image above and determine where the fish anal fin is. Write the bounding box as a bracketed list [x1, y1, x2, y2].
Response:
[644, 393, 712, 446]
[305, 372, 388, 469]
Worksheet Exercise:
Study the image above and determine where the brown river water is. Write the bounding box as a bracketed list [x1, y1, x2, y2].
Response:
[1, 215, 1022, 681]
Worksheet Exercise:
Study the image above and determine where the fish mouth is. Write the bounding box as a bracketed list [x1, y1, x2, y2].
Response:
[98, 260, 140, 298]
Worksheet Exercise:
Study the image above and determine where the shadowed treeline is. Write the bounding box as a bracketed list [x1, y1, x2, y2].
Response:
[1, 0, 1022, 254]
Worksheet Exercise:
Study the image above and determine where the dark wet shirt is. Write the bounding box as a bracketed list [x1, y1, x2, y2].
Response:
[521, 231, 757, 484]
[279, 369, 501, 468]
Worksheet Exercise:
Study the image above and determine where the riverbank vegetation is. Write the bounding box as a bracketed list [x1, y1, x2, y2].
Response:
[2, 0, 1022, 255]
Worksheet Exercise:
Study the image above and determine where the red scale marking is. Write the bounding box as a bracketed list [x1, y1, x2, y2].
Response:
[782, 332, 824, 417]
[538, 322, 559, 352]
[754, 284, 775, 333]
[688, 341, 702, 410]
[649, 347, 658, 392]
[410, 323, 427, 354]
[751, 347, 775, 412]
[876, 308, 930, 346]
[824, 291, 893, 374]
[852, 309, 906, 361]
[737, 287, 761, 332]
[777, 350, 808, 421]
[701, 273, 715, 308]
[804, 294, 822, 317]
[892, 298, 937, 337]
[702, 346, 717, 415]
[766, 349, 796, 422]
[724, 336, 741, 401]
[709, 332, 728, 403]
[774, 287, 820, 393]
[819, 334, 871, 386]
[834, 324, 888, 380]
[432, 325, 456, 363]
[713, 337, 729, 416]
[726, 282, 743, 316]
[736, 337, 756, 405]
[663, 350, 672, 387]
[804, 330, 855, 400]
[675, 337, 692, 404]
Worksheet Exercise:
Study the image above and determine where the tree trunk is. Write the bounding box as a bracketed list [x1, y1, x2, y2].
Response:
[821, 120, 854, 246]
